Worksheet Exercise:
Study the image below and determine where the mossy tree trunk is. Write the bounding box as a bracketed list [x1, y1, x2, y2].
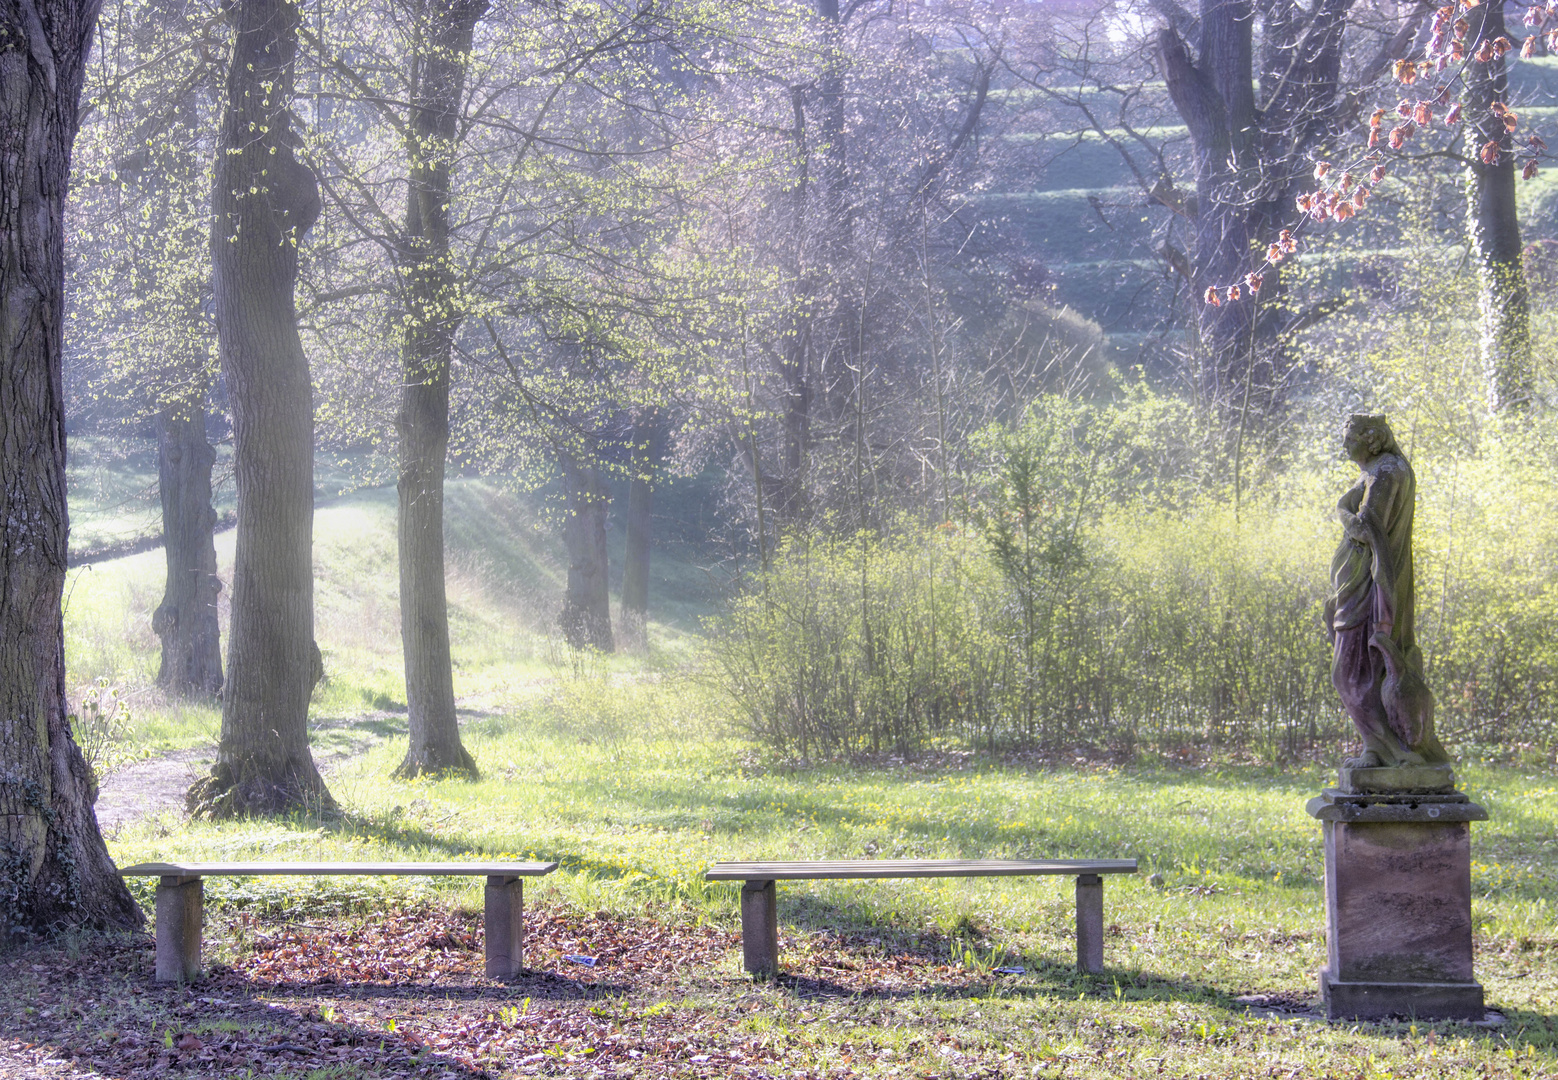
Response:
[191, 0, 334, 818]
[1465, 0, 1532, 413]
[394, 0, 486, 780]
[0, 0, 143, 938]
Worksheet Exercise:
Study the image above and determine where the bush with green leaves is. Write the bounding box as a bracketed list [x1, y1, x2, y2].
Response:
[708, 394, 1558, 760]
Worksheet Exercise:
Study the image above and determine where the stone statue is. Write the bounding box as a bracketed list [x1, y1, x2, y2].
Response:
[1323, 414, 1449, 769]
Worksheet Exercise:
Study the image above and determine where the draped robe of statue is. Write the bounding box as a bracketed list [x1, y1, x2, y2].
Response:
[1326, 421, 1448, 767]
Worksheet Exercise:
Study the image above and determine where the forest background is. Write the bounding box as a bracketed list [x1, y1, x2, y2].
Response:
[62, 0, 1558, 772]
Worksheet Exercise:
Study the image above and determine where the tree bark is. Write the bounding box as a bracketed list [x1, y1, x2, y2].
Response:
[1465, 0, 1533, 413]
[1159, 13, 1254, 406]
[776, 86, 813, 524]
[393, 0, 486, 781]
[813, 0, 858, 416]
[1158, 0, 1353, 412]
[619, 412, 664, 653]
[558, 451, 614, 653]
[152, 404, 223, 697]
[190, 0, 333, 817]
[0, 0, 143, 937]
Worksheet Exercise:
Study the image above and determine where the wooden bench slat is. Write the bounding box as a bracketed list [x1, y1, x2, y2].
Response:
[119, 861, 557, 878]
[705, 858, 1137, 881]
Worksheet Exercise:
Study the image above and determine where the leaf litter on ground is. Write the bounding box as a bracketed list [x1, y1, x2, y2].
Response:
[3, 903, 1554, 1078]
[0, 906, 995, 1079]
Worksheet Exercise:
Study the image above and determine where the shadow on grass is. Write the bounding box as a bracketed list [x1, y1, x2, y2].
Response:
[766, 961, 1238, 1007]
[1495, 1007, 1558, 1049]
[764, 958, 1558, 1050]
[222, 808, 486, 861]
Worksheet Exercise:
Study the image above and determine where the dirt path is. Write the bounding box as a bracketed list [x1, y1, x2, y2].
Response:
[95, 748, 213, 833]
[93, 714, 397, 833]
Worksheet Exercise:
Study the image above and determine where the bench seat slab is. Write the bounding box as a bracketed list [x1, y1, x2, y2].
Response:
[121, 861, 557, 877]
[706, 858, 1136, 881]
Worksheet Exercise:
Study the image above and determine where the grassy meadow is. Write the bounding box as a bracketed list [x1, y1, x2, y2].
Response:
[29, 476, 1558, 1078]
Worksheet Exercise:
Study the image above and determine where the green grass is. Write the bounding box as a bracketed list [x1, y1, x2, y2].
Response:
[100, 701, 1558, 1073]
[65, 471, 716, 748]
[65, 435, 171, 558]
[58, 467, 1558, 1076]
[106, 704, 1558, 974]
[65, 437, 398, 561]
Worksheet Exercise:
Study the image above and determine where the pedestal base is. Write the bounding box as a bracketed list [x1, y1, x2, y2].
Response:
[1320, 969, 1484, 1021]
[1308, 785, 1488, 1023]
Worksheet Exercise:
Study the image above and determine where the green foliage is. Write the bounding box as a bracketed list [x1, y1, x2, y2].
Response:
[706, 523, 1003, 757]
[102, 700, 1558, 1036]
[69, 679, 133, 781]
[711, 391, 1558, 760]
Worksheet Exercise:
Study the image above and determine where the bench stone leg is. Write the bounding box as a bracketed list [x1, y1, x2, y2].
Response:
[155, 875, 203, 983]
[1076, 873, 1104, 973]
[485, 875, 524, 977]
[740, 879, 779, 976]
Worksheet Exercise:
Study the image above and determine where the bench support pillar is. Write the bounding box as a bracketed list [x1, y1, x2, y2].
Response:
[1076, 873, 1104, 973]
[740, 879, 779, 976]
[485, 875, 524, 977]
[155, 875, 203, 983]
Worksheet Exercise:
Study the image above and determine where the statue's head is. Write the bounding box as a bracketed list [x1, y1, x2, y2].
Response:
[1343, 414, 1400, 463]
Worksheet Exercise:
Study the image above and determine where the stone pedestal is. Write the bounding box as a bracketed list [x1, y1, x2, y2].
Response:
[1307, 775, 1488, 1021]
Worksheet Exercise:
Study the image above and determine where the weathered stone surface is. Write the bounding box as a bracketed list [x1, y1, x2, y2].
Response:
[1308, 788, 1488, 824]
[484, 876, 525, 978]
[740, 879, 780, 976]
[1314, 817, 1484, 1019]
[1319, 975, 1485, 1021]
[154, 876, 204, 983]
[1311, 413, 1486, 1022]
[1324, 414, 1450, 769]
[1339, 763, 1456, 794]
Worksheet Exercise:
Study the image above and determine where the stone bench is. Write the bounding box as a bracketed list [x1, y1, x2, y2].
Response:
[706, 858, 1138, 976]
[119, 860, 558, 983]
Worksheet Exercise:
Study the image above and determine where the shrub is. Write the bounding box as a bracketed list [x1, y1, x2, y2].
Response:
[707, 398, 1558, 760]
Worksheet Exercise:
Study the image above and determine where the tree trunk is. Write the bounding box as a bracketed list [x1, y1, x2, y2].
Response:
[558, 451, 614, 653]
[619, 412, 664, 653]
[153, 405, 223, 697]
[393, 0, 486, 781]
[190, 0, 333, 818]
[772, 0, 856, 527]
[776, 85, 813, 525]
[1159, 0, 1261, 406]
[1158, 0, 1353, 413]
[813, 0, 859, 417]
[0, 0, 143, 937]
[1465, 0, 1533, 413]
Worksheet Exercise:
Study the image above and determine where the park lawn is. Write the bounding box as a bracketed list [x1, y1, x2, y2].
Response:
[25, 476, 1555, 1078]
[54, 694, 1556, 1078]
